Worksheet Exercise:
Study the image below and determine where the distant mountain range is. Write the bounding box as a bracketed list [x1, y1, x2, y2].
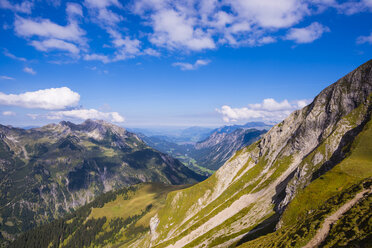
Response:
[140, 122, 270, 172]
[128, 126, 214, 144]
[0, 120, 205, 245]
[129, 122, 271, 145]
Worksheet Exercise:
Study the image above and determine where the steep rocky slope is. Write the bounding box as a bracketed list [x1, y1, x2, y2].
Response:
[0, 120, 205, 244]
[130, 59, 372, 247]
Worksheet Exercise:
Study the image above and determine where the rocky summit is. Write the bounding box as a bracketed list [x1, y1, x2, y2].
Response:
[0, 119, 205, 245]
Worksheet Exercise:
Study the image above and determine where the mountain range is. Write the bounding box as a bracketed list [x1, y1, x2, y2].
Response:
[0, 120, 205, 245]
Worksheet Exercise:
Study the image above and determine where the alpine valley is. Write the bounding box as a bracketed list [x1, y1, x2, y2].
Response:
[5, 59, 372, 248]
[140, 123, 269, 174]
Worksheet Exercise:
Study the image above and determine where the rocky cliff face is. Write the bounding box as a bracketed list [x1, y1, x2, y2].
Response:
[0, 120, 205, 244]
[134, 60, 372, 248]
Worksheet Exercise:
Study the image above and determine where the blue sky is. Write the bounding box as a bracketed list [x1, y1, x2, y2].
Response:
[0, 0, 371, 128]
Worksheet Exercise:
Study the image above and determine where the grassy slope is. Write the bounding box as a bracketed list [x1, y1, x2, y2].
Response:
[148, 143, 294, 247]
[10, 183, 189, 248]
[237, 116, 372, 248]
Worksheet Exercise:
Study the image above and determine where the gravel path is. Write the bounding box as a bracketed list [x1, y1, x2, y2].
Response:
[303, 187, 371, 248]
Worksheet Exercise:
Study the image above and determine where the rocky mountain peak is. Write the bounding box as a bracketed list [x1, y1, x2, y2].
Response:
[257, 59, 372, 160]
[56, 119, 128, 139]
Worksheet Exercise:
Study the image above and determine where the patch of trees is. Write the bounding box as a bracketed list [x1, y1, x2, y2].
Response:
[9, 184, 154, 248]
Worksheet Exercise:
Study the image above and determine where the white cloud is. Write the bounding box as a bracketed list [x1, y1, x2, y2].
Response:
[132, 0, 307, 50]
[14, 16, 85, 43]
[66, 3, 83, 19]
[357, 32, 372, 44]
[149, 9, 215, 51]
[172, 59, 211, 70]
[84, 0, 121, 9]
[364, 0, 372, 8]
[143, 48, 160, 56]
[31, 39, 80, 54]
[2, 111, 16, 116]
[131, 0, 365, 52]
[0, 87, 80, 110]
[1, 75, 15, 80]
[258, 36, 277, 45]
[285, 22, 329, 43]
[106, 29, 142, 60]
[3, 50, 26, 61]
[7, 0, 369, 61]
[335, 0, 372, 15]
[23, 67, 36, 75]
[217, 98, 311, 123]
[226, 0, 309, 29]
[48, 108, 125, 123]
[84, 30, 145, 62]
[84, 54, 111, 63]
[0, 0, 33, 13]
[84, 0, 123, 26]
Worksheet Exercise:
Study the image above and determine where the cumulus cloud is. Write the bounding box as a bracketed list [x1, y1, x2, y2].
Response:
[357, 32, 372, 44]
[132, 0, 310, 50]
[216, 98, 311, 123]
[335, 0, 372, 14]
[48, 108, 125, 123]
[1, 75, 15, 80]
[7, 0, 371, 61]
[0, 0, 33, 13]
[11, 6, 86, 57]
[106, 29, 142, 61]
[0, 87, 80, 110]
[66, 3, 83, 19]
[2, 111, 16, 116]
[226, 0, 309, 29]
[172, 59, 210, 70]
[14, 16, 85, 43]
[149, 9, 216, 51]
[31, 39, 80, 54]
[84, 53, 111, 63]
[130, 0, 371, 51]
[285, 22, 329, 43]
[84, 0, 123, 26]
[23, 67, 36, 75]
